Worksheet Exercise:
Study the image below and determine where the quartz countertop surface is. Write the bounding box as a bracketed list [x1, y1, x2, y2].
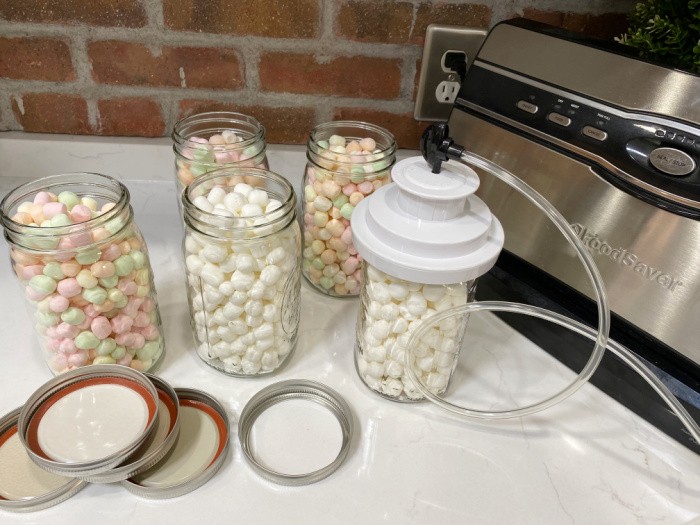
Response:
[0, 132, 698, 525]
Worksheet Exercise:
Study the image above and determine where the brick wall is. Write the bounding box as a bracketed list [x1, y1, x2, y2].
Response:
[0, 0, 635, 148]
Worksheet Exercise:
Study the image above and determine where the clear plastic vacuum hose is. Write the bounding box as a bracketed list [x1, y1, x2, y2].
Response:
[406, 302, 700, 443]
[405, 146, 700, 441]
[408, 149, 611, 418]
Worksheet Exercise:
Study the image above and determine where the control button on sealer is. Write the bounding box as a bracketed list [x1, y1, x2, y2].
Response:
[582, 126, 608, 141]
[516, 100, 538, 114]
[649, 147, 696, 176]
[547, 112, 571, 127]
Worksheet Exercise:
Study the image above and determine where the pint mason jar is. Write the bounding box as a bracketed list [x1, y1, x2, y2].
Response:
[172, 111, 269, 189]
[0, 173, 166, 375]
[354, 263, 476, 400]
[182, 167, 301, 376]
[301, 121, 396, 297]
[350, 156, 504, 401]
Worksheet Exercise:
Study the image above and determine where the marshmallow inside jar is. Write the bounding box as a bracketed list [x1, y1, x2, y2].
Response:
[351, 157, 505, 401]
[181, 167, 302, 376]
[301, 120, 396, 297]
[172, 111, 269, 190]
[0, 173, 166, 376]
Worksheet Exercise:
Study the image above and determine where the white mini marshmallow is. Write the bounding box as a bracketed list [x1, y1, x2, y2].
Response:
[202, 243, 228, 264]
[200, 263, 225, 287]
[233, 183, 253, 196]
[230, 270, 255, 291]
[207, 186, 227, 205]
[223, 192, 246, 213]
[241, 203, 263, 217]
[193, 195, 214, 213]
[247, 189, 269, 207]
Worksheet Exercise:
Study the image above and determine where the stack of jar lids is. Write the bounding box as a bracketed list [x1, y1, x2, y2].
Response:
[0, 365, 230, 512]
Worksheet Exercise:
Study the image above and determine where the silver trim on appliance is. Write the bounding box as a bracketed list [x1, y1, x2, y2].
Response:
[475, 23, 700, 124]
[459, 99, 700, 210]
[461, 60, 700, 137]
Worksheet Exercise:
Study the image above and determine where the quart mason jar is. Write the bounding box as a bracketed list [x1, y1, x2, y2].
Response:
[182, 167, 301, 376]
[172, 111, 269, 189]
[301, 121, 396, 297]
[355, 263, 476, 400]
[0, 173, 165, 375]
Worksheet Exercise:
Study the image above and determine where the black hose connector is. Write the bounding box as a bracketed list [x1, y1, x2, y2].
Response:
[419, 122, 465, 173]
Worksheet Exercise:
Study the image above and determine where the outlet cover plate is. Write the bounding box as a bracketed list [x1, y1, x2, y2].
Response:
[414, 25, 487, 121]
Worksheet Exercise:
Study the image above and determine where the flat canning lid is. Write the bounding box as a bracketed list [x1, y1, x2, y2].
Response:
[17, 365, 160, 479]
[0, 407, 87, 513]
[121, 387, 230, 499]
[238, 379, 353, 486]
[87, 374, 181, 484]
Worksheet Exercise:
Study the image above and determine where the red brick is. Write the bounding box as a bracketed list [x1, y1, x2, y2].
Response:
[0, 0, 146, 27]
[164, 0, 318, 38]
[178, 100, 316, 144]
[522, 9, 629, 40]
[412, 3, 491, 44]
[332, 108, 429, 149]
[97, 98, 164, 137]
[336, 0, 413, 44]
[89, 41, 244, 89]
[0, 37, 74, 82]
[13, 93, 90, 135]
[259, 53, 401, 99]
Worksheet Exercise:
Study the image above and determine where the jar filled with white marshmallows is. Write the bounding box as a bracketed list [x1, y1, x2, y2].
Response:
[351, 157, 505, 400]
[182, 167, 301, 376]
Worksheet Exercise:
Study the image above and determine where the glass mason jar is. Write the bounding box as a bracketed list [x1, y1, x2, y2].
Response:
[172, 111, 269, 189]
[0, 173, 165, 375]
[182, 167, 301, 376]
[354, 263, 476, 401]
[301, 121, 396, 297]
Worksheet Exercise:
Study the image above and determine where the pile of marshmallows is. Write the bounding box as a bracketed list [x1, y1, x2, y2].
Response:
[184, 181, 298, 376]
[302, 134, 391, 295]
[10, 191, 163, 374]
[176, 130, 267, 187]
[356, 265, 469, 400]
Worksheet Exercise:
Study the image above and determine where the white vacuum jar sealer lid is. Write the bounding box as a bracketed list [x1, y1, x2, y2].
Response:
[351, 156, 504, 284]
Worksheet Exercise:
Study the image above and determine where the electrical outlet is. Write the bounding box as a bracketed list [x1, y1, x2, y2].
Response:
[436, 81, 461, 103]
[414, 25, 487, 121]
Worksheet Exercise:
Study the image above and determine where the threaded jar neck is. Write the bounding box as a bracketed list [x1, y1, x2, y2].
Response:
[182, 167, 297, 240]
[172, 111, 266, 155]
[306, 120, 396, 175]
[0, 173, 133, 253]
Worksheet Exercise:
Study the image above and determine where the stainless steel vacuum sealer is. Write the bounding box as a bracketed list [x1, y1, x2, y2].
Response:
[447, 18, 700, 451]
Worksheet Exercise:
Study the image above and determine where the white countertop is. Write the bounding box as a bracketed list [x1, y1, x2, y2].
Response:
[0, 132, 699, 525]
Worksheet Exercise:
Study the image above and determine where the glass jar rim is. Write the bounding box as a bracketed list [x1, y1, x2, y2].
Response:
[182, 167, 297, 239]
[172, 111, 266, 151]
[172, 145, 268, 164]
[308, 120, 397, 157]
[305, 150, 396, 173]
[0, 172, 131, 239]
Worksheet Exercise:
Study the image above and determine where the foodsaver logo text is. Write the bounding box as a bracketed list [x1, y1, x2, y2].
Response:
[571, 223, 684, 292]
